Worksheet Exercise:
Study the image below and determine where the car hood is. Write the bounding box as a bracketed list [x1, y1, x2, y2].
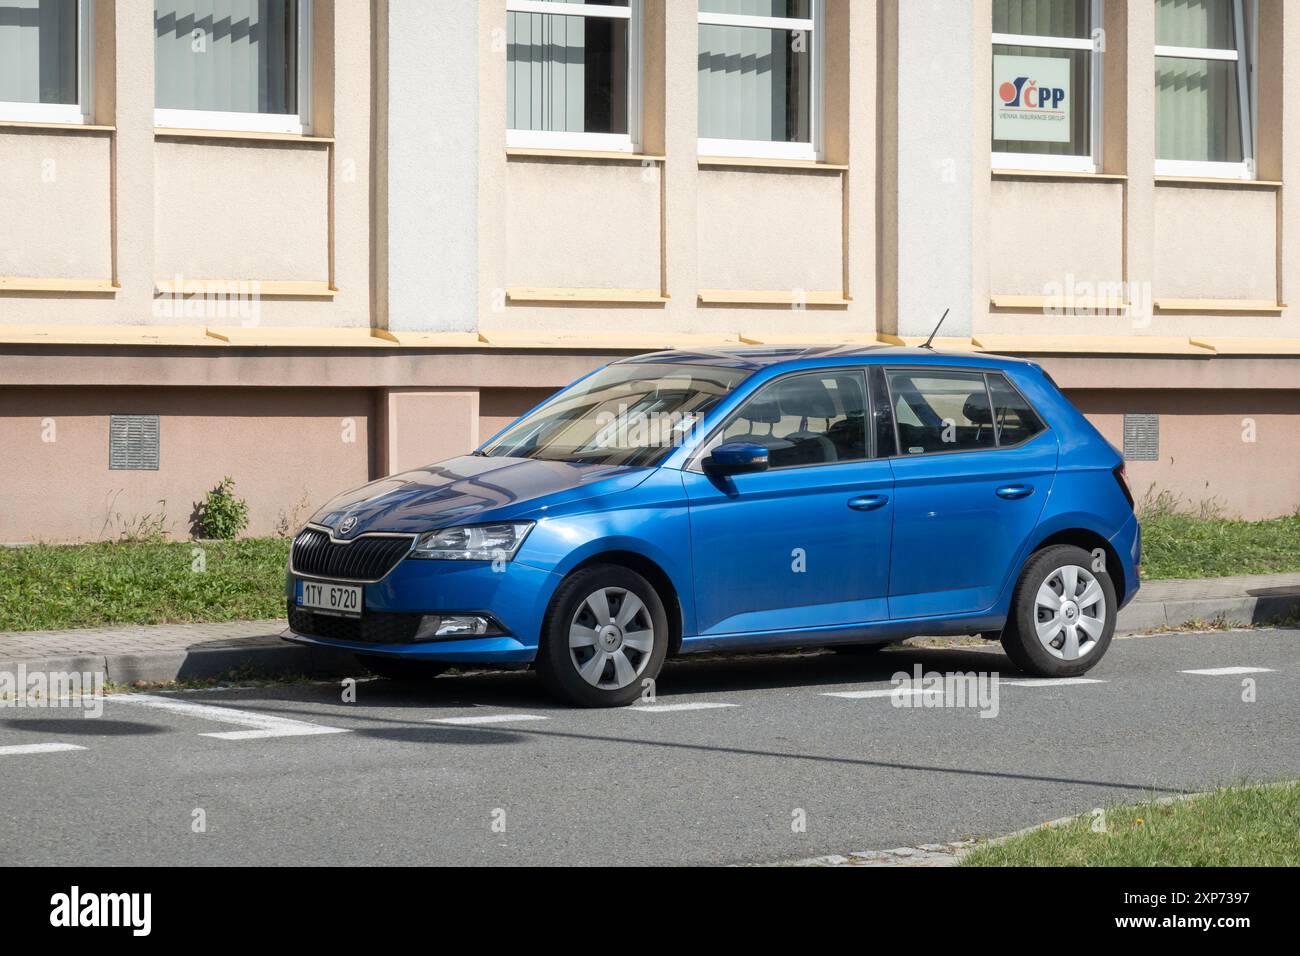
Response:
[309, 455, 652, 536]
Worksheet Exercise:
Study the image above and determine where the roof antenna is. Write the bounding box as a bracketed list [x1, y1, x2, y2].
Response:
[920, 307, 950, 350]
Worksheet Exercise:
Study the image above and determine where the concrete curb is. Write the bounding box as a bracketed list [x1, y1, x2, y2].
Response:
[0, 638, 357, 686]
[2, 577, 1296, 685]
[1116, 591, 1300, 634]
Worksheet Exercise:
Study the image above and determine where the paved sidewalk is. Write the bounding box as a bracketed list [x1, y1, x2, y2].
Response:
[0, 619, 351, 684]
[1, 572, 1297, 683]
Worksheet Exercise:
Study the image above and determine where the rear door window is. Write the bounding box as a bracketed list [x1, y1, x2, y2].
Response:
[887, 370, 997, 455]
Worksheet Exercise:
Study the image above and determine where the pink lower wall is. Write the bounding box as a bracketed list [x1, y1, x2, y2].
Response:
[2, 383, 1295, 544]
[0, 387, 373, 543]
[1068, 389, 1300, 519]
[479, 387, 556, 446]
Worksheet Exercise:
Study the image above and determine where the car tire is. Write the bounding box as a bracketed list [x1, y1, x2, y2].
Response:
[356, 655, 449, 682]
[1001, 544, 1117, 678]
[536, 564, 670, 708]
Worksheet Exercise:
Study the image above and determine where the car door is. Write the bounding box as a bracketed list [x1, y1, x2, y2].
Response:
[681, 368, 895, 638]
[884, 367, 1056, 619]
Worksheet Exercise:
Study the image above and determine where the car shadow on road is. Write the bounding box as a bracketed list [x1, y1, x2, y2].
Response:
[3, 717, 170, 737]
[202, 643, 1024, 718]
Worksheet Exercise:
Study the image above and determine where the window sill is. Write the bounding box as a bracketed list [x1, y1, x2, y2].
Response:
[698, 289, 851, 307]
[1154, 175, 1281, 188]
[154, 127, 334, 144]
[0, 277, 118, 294]
[154, 279, 336, 297]
[992, 169, 1126, 181]
[1153, 298, 1285, 313]
[504, 147, 664, 163]
[0, 120, 114, 133]
[991, 294, 1129, 311]
[505, 287, 670, 305]
[698, 155, 846, 171]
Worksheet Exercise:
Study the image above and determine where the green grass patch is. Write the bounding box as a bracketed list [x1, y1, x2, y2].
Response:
[1138, 490, 1300, 580]
[962, 782, 1300, 867]
[0, 538, 290, 631]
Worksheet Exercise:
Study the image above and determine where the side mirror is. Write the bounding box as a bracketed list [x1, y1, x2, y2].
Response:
[704, 441, 770, 476]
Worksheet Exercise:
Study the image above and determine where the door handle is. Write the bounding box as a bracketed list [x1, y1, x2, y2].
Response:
[995, 484, 1035, 500]
[847, 494, 889, 511]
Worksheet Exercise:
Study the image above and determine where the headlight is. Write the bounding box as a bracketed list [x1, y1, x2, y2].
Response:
[409, 522, 534, 561]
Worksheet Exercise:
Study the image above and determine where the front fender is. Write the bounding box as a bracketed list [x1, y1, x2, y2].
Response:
[514, 469, 696, 637]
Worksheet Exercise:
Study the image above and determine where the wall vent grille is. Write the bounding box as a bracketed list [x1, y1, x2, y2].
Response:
[1122, 413, 1159, 462]
[109, 415, 160, 470]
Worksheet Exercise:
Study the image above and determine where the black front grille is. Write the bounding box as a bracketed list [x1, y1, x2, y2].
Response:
[287, 604, 426, 645]
[291, 527, 414, 582]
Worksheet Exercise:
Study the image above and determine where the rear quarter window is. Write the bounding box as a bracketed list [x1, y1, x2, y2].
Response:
[988, 372, 1047, 445]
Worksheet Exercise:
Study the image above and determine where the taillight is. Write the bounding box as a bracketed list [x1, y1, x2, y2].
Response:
[1113, 464, 1134, 508]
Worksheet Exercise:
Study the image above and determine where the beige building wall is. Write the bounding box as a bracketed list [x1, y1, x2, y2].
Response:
[474, 0, 877, 342]
[3, 0, 1300, 541]
[0, 0, 372, 329]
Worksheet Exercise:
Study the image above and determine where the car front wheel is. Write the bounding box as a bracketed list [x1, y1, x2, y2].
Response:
[536, 565, 669, 707]
[1000, 544, 1117, 678]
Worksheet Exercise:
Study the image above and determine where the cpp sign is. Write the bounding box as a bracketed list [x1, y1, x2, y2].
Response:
[993, 54, 1072, 143]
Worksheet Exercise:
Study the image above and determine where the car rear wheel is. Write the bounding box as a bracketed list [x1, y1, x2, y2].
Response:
[356, 655, 449, 682]
[1001, 544, 1116, 678]
[536, 565, 669, 707]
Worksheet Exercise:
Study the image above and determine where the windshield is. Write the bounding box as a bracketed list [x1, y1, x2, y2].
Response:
[481, 363, 751, 467]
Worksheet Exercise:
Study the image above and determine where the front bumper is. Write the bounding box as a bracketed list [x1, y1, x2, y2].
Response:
[281, 555, 559, 664]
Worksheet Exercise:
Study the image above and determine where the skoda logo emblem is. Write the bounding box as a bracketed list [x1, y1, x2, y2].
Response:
[339, 516, 357, 535]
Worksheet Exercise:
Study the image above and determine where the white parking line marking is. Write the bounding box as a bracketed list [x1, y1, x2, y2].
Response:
[1180, 666, 1274, 676]
[427, 714, 549, 726]
[0, 743, 87, 757]
[822, 688, 930, 700]
[1002, 678, 1107, 686]
[628, 702, 738, 712]
[114, 694, 349, 740]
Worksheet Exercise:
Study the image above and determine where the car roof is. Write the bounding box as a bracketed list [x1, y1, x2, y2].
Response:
[617, 344, 1037, 373]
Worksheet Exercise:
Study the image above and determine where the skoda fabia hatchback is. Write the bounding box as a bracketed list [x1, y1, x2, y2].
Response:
[284, 346, 1141, 707]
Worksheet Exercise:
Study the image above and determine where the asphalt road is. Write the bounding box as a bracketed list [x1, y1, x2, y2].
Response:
[2, 629, 1296, 866]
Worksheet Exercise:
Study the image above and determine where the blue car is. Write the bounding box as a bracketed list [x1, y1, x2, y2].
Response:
[283, 346, 1141, 707]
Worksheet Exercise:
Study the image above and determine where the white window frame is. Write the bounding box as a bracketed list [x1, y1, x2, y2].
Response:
[696, 1, 824, 161]
[992, 0, 1104, 174]
[0, 0, 94, 125]
[505, 0, 643, 153]
[1154, 0, 1254, 180]
[153, 0, 313, 135]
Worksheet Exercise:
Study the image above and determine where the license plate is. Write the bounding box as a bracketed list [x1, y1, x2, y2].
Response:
[297, 580, 362, 618]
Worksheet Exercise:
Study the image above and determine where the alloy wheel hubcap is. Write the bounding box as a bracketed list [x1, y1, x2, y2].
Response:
[1034, 564, 1107, 661]
[568, 587, 654, 690]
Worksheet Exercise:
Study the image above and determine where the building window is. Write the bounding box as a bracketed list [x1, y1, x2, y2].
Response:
[1155, 0, 1254, 180]
[0, 0, 92, 125]
[992, 0, 1102, 173]
[154, 0, 311, 135]
[506, 0, 643, 152]
[697, 1, 821, 161]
